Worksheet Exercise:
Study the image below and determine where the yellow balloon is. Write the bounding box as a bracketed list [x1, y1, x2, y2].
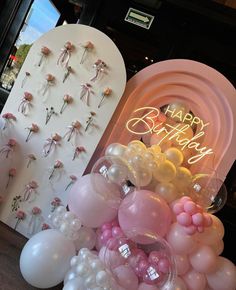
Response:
[155, 182, 178, 203]
[153, 160, 176, 183]
[172, 166, 192, 193]
[165, 147, 184, 166]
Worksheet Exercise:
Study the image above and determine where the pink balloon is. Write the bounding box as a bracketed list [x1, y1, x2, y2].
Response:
[113, 265, 139, 290]
[210, 239, 224, 255]
[194, 214, 224, 245]
[174, 254, 190, 275]
[210, 215, 225, 238]
[182, 269, 206, 290]
[68, 174, 120, 227]
[206, 257, 236, 290]
[189, 245, 217, 273]
[118, 190, 172, 243]
[165, 276, 187, 290]
[138, 282, 158, 290]
[166, 223, 197, 254]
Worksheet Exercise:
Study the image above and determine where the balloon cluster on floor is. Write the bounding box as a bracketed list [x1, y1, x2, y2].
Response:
[20, 136, 236, 289]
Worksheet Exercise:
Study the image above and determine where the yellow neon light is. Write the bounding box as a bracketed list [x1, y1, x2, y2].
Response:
[126, 106, 213, 164]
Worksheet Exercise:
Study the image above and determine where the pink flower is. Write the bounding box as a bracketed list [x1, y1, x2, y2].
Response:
[32, 207, 41, 215]
[27, 154, 36, 168]
[16, 210, 26, 220]
[63, 94, 73, 103]
[83, 41, 94, 49]
[42, 223, 50, 230]
[52, 133, 61, 142]
[25, 124, 39, 142]
[28, 181, 38, 189]
[41, 46, 51, 55]
[6, 168, 16, 189]
[27, 153, 36, 161]
[31, 123, 39, 133]
[46, 74, 55, 82]
[72, 121, 81, 129]
[51, 197, 61, 207]
[9, 168, 16, 177]
[2, 113, 16, 121]
[8, 139, 17, 147]
[70, 175, 77, 182]
[103, 88, 112, 96]
[73, 146, 86, 160]
[54, 160, 63, 169]
[24, 92, 33, 101]
[64, 41, 73, 51]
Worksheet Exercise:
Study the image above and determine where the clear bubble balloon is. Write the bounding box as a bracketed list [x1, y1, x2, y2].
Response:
[104, 232, 176, 290]
[190, 174, 227, 213]
[105, 143, 127, 158]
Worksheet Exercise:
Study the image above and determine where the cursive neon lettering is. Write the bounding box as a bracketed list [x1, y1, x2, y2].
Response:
[126, 106, 214, 165]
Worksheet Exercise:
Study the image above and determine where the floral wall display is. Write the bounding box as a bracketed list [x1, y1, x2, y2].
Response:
[0, 24, 126, 237]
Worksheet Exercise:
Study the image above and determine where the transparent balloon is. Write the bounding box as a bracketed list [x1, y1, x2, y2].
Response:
[103, 230, 176, 290]
[190, 173, 227, 214]
[91, 155, 140, 199]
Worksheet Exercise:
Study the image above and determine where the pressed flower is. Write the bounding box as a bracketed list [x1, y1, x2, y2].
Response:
[98, 87, 112, 108]
[25, 123, 39, 142]
[65, 175, 77, 190]
[14, 210, 26, 230]
[80, 41, 94, 64]
[49, 160, 63, 179]
[6, 168, 16, 189]
[60, 94, 73, 114]
[26, 154, 37, 168]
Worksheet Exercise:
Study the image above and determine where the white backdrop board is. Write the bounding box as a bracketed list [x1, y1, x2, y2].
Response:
[0, 24, 126, 237]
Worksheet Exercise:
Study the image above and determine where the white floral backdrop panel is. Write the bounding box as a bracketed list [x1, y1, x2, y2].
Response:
[0, 24, 126, 237]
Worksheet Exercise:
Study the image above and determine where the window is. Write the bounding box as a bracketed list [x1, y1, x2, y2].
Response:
[0, 0, 60, 92]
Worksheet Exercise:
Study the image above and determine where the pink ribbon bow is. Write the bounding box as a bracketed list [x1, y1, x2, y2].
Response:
[22, 181, 38, 202]
[80, 83, 94, 106]
[0, 139, 17, 158]
[57, 42, 73, 67]
[43, 134, 61, 157]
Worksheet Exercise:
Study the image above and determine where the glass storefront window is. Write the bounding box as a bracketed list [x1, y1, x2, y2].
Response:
[0, 0, 60, 91]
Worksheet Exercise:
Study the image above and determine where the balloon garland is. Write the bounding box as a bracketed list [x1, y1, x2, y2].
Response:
[19, 105, 236, 290]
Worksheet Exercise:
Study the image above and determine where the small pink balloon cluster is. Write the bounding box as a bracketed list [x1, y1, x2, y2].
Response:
[173, 196, 212, 235]
[100, 219, 125, 247]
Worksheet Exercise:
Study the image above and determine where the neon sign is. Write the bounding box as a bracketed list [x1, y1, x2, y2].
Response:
[126, 106, 214, 164]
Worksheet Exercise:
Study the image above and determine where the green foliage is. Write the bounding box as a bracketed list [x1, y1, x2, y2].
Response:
[15, 44, 32, 67]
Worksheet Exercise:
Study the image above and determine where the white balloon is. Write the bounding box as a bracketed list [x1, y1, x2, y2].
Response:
[60, 222, 70, 235]
[105, 143, 127, 158]
[70, 256, 81, 267]
[53, 216, 62, 227]
[55, 205, 67, 214]
[63, 277, 85, 290]
[96, 270, 110, 286]
[84, 274, 96, 288]
[64, 268, 78, 284]
[20, 229, 76, 288]
[70, 219, 82, 231]
[63, 211, 76, 221]
[75, 262, 90, 276]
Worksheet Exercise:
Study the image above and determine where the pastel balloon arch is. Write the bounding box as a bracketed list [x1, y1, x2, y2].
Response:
[92, 59, 236, 182]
